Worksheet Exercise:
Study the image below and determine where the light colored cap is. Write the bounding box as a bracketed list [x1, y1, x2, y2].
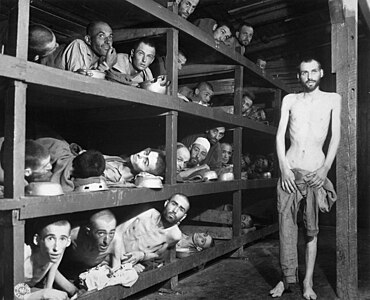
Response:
[193, 137, 211, 153]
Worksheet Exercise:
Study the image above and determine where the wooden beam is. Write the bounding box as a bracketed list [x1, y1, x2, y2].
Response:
[113, 28, 168, 42]
[0, 211, 25, 300]
[331, 0, 358, 299]
[359, 0, 370, 33]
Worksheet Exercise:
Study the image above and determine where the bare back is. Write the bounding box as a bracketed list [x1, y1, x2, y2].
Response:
[284, 91, 340, 171]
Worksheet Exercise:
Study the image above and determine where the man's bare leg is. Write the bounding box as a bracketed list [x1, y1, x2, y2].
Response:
[303, 236, 317, 300]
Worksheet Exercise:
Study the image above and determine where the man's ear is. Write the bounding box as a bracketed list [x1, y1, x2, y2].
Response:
[236, 31, 240, 39]
[194, 88, 200, 95]
[178, 213, 187, 224]
[85, 226, 91, 236]
[84, 35, 91, 46]
[33, 234, 39, 246]
[320, 69, 324, 78]
[212, 24, 218, 32]
[66, 236, 71, 247]
[130, 49, 134, 59]
[24, 168, 32, 177]
[297, 73, 300, 81]
[164, 200, 169, 207]
[196, 246, 202, 252]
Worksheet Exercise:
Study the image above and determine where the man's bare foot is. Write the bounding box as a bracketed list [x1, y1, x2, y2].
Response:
[269, 281, 285, 298]
[303, 280, 317, 300]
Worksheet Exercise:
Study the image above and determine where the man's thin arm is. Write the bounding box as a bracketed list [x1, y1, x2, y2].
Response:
[276, 96, 291, 172]
[323, 94, 342, 170]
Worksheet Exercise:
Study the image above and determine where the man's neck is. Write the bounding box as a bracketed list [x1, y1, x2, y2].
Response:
[160, 216, 176, 229]
[303, 86, 321, 97]
[32, 249, 51, 269]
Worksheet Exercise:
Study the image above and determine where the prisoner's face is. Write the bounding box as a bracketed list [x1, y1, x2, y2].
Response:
[189, 144, 208, 166]
[178, 0, 199, 19]
[237, 25, 253, 46]
[207, 127, 225, 145]
[213, 25, 231, 42]
[193, 232, 213, 250]
[163, 194, 189, 224]
[37, 223, 71, 264]
[87, 22, 113, 57]
[299, 60, 323, 92]
[221, 144, 233, 164]
[89, 217, 116, 253]
[177, 147, 190, 172]
[131, 42, 156, 72]
[130, 148, 159, 174]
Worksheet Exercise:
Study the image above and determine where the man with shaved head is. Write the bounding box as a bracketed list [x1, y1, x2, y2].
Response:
[28, 24, 65, 68]
[60, 21, 117, 74]
[60, 209, 118, 279]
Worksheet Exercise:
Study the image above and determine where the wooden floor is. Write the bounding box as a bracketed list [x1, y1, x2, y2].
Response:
[130, 227, 370, 300]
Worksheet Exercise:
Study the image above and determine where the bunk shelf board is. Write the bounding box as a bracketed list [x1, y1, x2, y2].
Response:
[78, 223, 278, 300]
[124, 0, 290, 93]
[0, 179, 278, 219]
[0, 54, 277, 134]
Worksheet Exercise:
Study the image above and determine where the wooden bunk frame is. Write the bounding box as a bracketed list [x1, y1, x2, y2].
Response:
[0, 0, 359, 299]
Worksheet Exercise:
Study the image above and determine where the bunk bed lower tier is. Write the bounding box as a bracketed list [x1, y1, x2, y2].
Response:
[78, 223, 278, 299]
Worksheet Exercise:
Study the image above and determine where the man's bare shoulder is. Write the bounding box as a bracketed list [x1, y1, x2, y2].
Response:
[320, 91, 341, 107]
[282, 93, 299, 106]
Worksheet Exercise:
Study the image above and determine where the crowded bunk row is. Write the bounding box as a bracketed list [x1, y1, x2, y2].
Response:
[0, 0, 290, 299]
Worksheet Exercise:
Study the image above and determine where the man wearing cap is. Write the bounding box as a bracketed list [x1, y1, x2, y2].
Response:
[177, 137, 211, 181]
[181, 126, 225, 171]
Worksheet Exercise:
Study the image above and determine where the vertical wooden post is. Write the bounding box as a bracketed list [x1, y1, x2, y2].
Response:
[330, 0, 358, 298]
[166, 28, 178, 95]
[165, 111, 178, 185]
[0, 211, 25, 300]
[164, 5, 179, 288]
[232, 66, 243, 257]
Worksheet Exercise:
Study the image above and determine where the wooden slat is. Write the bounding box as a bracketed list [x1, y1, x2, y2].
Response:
[3, 81, 26, 199]
[331, 0, 358, 299]
[78, 223, 278, 299]
[0, 55, 278, 134]
[114, 28, 168, 42]
[165, 111, 177, 184]
[0, 211, 24, 300]
[3, 179, 280, 219]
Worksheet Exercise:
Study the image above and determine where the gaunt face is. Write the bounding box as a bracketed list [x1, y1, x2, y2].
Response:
[298, 60, 323, 92]
[221, 143, 233, 164]
[89, 218, 116, 253]
[163, 194, 189, 224]
[130, 148, 159, 174]
[131, 42, 156, 72]
[177, 147, 190, 172]
[178, 0, 199, 19]
[37, 223, 71, 263]
[189, 144, 208, 166]
[237, 25, 254, 46]
[207, 127, 225, 145]
[213, 25, 232, 42]
[193, 232, 213, 249]
[86, 22, 113, 57]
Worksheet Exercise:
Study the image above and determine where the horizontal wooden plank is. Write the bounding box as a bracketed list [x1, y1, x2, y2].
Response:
[180, 225, 256, 239]
[0, 179, 278, 219]
[0, 55, 278, 133]
[78, 223, 278, 299]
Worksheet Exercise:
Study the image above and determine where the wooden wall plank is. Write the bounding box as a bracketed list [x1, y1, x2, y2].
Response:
[330, 0, 358, 298]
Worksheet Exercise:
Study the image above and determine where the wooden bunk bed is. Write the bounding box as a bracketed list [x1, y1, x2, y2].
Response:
[0, 0, 294, 299]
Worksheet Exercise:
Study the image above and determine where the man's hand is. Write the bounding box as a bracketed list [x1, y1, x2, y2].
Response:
[280, 168, 297, 193]
[133, 263, 145, 273]
[306, 165, 329, 188]
[76, 69, 93, 77]
[105, 47, 117, 69]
